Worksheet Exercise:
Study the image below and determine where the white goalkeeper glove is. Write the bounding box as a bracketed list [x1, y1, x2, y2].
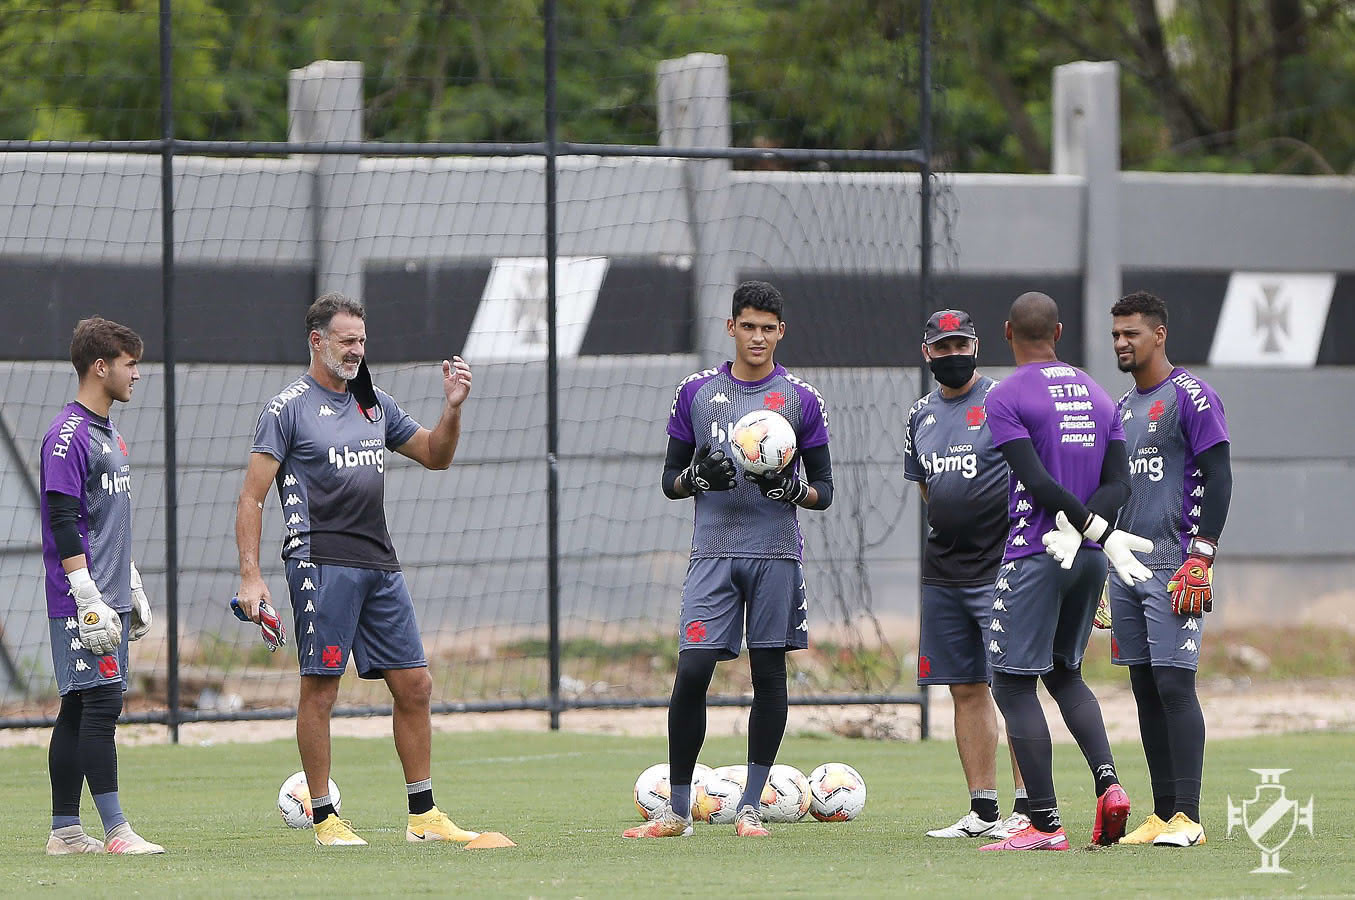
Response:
[1043, 512, 1154, 585]
[69, 568, 122, 654]
[129, 562, 152, 641]
[1080, 513, 1154, 585]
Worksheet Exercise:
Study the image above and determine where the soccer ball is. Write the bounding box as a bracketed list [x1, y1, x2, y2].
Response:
[711, 764, 747, 788]
[278, 771, 341, 829]
[808, 762, 866, 822]
[692, 774, 744, 825]
[730, 410, 797, 475]
[761, 764, 811, 823]
[634, 763, 713, 820]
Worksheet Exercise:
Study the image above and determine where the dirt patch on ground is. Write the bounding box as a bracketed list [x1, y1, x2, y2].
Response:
[1, 676, 1351, 748]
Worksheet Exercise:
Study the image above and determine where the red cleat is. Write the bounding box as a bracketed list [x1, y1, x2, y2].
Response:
[1092, 784, 1130, 846]
[979, 824, 1069, 851]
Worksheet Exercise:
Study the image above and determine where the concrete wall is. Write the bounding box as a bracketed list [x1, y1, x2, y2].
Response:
[2, 57, 1353, 702]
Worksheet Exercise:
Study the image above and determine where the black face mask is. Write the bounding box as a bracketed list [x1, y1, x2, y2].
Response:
[928, 353, 977, 389]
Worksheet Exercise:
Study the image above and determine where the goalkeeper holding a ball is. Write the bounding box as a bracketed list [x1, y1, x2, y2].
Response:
[624, 280, 834, 839]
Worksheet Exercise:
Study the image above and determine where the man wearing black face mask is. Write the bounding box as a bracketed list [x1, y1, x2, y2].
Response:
[904, 309, 1028, 840]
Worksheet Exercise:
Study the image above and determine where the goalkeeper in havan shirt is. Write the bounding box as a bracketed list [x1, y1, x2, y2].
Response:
[978, 292, 1155, 852]
[40, 317, 163, 855]
[624, 280, 833, 839]
[234, 292, 480, 847]
[1108, 292, 1231, 849]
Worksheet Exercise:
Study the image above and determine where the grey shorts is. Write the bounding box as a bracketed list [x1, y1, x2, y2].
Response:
[49, 611, 131, 696]
[986, 550, 1105, 675]
[1108, 569, 1202, 670]
[679, 557, 808, 660]
[918, 582, 994, 685]
[287, 559, 427, 679]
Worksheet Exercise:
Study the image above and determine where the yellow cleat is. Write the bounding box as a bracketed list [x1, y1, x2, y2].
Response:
[407, 807, 480, 843]
[1153, 812, 1206, 847]
[314, 815, 367, 846]
[1118, 813, 1168, 844]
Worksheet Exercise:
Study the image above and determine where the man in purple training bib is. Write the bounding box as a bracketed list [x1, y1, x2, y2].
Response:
[977, 292, 1153, 852]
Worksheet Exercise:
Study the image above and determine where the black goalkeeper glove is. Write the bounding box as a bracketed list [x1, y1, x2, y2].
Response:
[679, 443, 737, 493]
[743, 469, 810, 505]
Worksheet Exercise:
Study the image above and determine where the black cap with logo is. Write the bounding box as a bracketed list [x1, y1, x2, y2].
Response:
[923, 309, 978, 344]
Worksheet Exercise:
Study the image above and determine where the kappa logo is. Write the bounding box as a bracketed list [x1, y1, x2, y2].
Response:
[1014, 480, 1026, 492]
[1015, 517, 1030, 530]
[1121, 407, 1133, 422]
[711, 392, 730, 404]
[283, 474, 297, 487]
[318, 405, 336, 417]
[1189, 504, 1202, 517]
[301, 578, 316, 591]
[795, 620, 808, 632]
[1192, 468, 1202, 478]
[990, 619, 1005, 633]
[285, 494, 301, 506]
[69, 637, 82, 651]
[995, 577, 1011, 592]
[1181, 638, 1199, 652]
[307, 623, 315, 634]
[921, 414, 936, 427]
[992, 597, 1007, 611]
[101, 441, 112, 454]
[1015, 499, 1032, 513]
[286, 537, 303, 550]
[296, 559, 315, 568]
[1011, 535, 1029, 547]
[1191, 485, 1205, 498]
[988, 639, 1001, 654]
[74, 658, 89, 672]
[64, 617, 78, 632]
[1189, 524, 1200, 535]
[1182, 617, 1200, 631]
[287, 513, 302, 526]
[304, 599, 315, 612]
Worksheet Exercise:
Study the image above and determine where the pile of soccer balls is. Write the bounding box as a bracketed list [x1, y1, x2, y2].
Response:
[633, 761, 866, 825]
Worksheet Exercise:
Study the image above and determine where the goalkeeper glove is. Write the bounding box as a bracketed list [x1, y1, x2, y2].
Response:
[69, 568, 122, 655]
[678, 443, 737, 494]
[128, 562, 152, 641]
[743, 469, 810, 505]
[231, 597, 286, 652]
[1168, 537, 1215, 616]
[1093, 579, 1112, 629]
[1043, 511, 1154, 585]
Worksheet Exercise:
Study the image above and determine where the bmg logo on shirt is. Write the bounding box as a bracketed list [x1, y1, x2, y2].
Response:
[1129, 451, 1165, 482]
[328, 439, 385, 474]
[100, 466, 132, 495]
[920, 444, 978, 479]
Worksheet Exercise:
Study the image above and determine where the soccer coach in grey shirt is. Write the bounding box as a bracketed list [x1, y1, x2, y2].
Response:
[234, 292, 481, 847]
[904, 309, 1028, 840]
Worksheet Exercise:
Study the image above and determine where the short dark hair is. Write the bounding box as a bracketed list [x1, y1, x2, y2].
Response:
[306, 292, 365, 336]
[732, 280, 784, 321]
[1008, 291, 1059, 342]
[70, 317, 143, 377]
[1111, 291, 1168, 328]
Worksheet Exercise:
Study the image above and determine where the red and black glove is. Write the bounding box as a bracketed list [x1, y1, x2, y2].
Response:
[1168, 537, 1216, 616]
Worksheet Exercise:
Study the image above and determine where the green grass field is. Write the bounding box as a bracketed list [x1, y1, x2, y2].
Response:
[1, 729, 1350, 898]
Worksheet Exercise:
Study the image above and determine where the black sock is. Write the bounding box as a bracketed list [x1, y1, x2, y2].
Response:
[1041, 663, 1117, 796]
[1155, 665, 1205, 823]
[668, 649, 719, 809]
[991, 673, 1057, 824]
[76, 684, 121, 796]
[1012, 788, 1030, 817]
[312, 799, 336, 823]
[747, 649, 788, 769]
[1129, 664, 1176, 819]
[970, 791, 999, 822]
[49, 692, 84, 824]
[1029, 802, 1062, 834]
[407, 778, 434, 815]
